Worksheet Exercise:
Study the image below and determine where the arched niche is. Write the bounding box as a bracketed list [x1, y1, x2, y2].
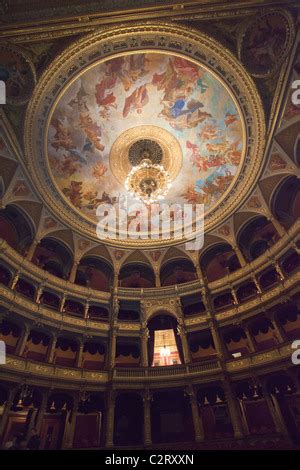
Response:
[200, 243, 240, 282]
[119, 262, 155, 288]
[32, 237, 73, 279]
[40, 290, 60, 310]
[272, 175, 300, 229]
[160, 258, 196, 286]
[147, 312, 183, 367]
[75, 256, 113, 292]
[0, 204, 34, 253]
[237, 216, 278, 261]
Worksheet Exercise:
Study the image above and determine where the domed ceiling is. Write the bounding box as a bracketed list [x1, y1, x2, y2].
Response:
[48, 52, 243, 220]
[25, 23, 265, 248]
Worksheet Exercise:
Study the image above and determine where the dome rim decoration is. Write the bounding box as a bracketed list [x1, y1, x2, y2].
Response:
[24, 22, 266, 249]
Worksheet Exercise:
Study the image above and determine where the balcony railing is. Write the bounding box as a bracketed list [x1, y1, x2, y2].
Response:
[0, 270, 299, 333]
[1, 342, 293, 386]
[0, 218, 299, 303]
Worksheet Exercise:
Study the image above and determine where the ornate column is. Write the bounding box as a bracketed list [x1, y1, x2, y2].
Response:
[200, 286, 208, 312]
[252, 274, 262, 294]
[260, 380, 289, 436]
[223, 378, 244, 438]
[15, 325, 30, 356]
[273, 260, 285, 281]
[113, 270, 119, 289]
[270, 393, 289, 437]
[26, 238, 39, 261]
[230, 286, 238, 305]
[62, 395, 80, 449]
[208, 318, 227, 360]
[0, 388, 17, 437]
[238, 399, 250, 436]
[35, 391, 49, 434]
[270, 315, 287, 343]
[143, 389, 152, 446]
[59, 294, 66, 313]
[233, 244, 246, 267]
[155, 271, 161, 287]
[177, 321, 191, 363]
[243, 323, 256, 353]
[195, 264, 204, 283]
[25, 408, 39, 439]
[46, 334, 57, 363]
[112, 294, 120, 321]
[185, 385, 204, 442]
[76, 339, 84, 368]
[105, 390, 116, 448]
[84, 301, 89, 319]
[68, 260, 79, 283]
[174, 298, 191, 363]
[35, 284, 44, 304]
[106, 325, 117, 370]
[141, 323, 149, 367]
[10, 272, 20, 290]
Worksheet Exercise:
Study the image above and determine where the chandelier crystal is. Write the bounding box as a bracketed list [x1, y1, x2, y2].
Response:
[125, 158, 172, 204]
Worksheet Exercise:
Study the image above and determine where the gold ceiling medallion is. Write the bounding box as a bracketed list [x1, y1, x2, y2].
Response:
[109, 126, 183, 186]
[24, 22, 266, 248]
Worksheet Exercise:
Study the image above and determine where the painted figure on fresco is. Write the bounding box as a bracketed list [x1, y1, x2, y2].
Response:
[240, 12, 291, 76]
[123, 85, 149, 117]
[48, 52, 243, 221]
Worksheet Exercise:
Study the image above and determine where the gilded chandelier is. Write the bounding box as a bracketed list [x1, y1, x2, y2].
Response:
[125, 158, 172, 204]
[125, 139, 171, 204]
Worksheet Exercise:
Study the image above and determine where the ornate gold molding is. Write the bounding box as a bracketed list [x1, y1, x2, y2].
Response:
[109, 125, 183, 185]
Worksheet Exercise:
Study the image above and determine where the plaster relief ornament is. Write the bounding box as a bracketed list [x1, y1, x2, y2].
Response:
[113, 250, 125, 261]
[12, 180, 30, 197]
[43, 217, 58, 230]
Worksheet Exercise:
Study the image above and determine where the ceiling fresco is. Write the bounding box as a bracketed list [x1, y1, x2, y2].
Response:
[25, 23, 265, 248]
[47, 52, 244, 222]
